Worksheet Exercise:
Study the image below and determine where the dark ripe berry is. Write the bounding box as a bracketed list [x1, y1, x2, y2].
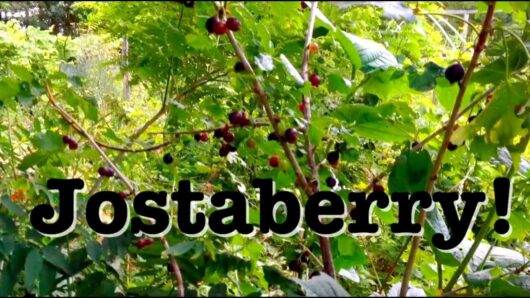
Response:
[118, 191, 129, 199]
[447, 142, 458, 151]
[444, 63, 465, 84]
[167, 263, 175, 273]
[223, 131, 235, 143]
[234, 61, 246, 73]
[284, 128, 298, 144]
[68, 140, 78, 150]
[200, 132, 208, 142]
[228, 111, 244, 125]
[98, 167, 107, 177]
[183, 0, 194, 8]
[226, 17, 240, 31]
[269, 156, 280, 167]
[326, 177, 337, 188]
[468, 115, 477, 123]
[62, 135, 73, 144]
[309, 73, 321, 87]
[213, 20, 227, 35]
[373, 184, 384, 192]
[98, 166, 114, 177]
[228, 144, 237, 152]
[301, 1, 308, 9]
[326, 150, 340, 166]
[136, 238, 155, 250]
[219, 145, 230, 157]
[268, 132, 279, 142]
[241, 117, 251, 126]
[163, 153, 174, 164]
[194, 133, 201, 142]
[205, 16, 218, 34]
[214, 128, 223, 138]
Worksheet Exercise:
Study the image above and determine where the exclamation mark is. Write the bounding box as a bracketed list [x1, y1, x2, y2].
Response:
[493, 177, 512, 236]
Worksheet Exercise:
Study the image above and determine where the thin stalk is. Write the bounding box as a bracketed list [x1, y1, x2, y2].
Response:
[400, 3, 496, 295]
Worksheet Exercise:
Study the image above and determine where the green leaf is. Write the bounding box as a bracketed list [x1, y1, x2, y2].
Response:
[31, 131, 64, 153]
[409, 62, 445, 91]
[75, 272, 116, 297]
[0, 214, 16, 234]
[38, 263, 57, 296]
[338, 31, 399, 73]
[434, 78, 475, 111]
[263, 266, 300, 295]
[18, 151, 50, 171]
[363, 69, 410, 100]
[491, 278, 530, 297]
[327, 74, 352, 94]
[333, 235, 367, 268]
[332, 104, 410, 142]
[24, 248, 43, 291]
[186, 34, 212, 50]
[0, 265, 16, 296]
[388, 148, 433, 193]
[1, 195, 27, 217]
[208, 283, 228, 297]
[168, 241, 195, 256]
[42, 246, 71, 275]
[470, 136, 497, 161]
[0, 77, 20, 100]
[86, 240, 103, 262]
[334, 31, 362, 71]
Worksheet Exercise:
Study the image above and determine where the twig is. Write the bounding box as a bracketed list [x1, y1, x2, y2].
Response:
[161, 237, 185, 297]
[400, 3, 496, 295]
[149, 122, 270, 135]
[44, 82, 135, 193]
[412, 86, 495, 151]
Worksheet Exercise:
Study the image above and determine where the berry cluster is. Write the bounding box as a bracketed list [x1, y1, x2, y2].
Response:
[62, 135, 78, 150]
[206, 15, 240, 35]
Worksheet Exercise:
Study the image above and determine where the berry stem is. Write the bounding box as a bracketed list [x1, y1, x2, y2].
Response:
[399, 3, 496, 295]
